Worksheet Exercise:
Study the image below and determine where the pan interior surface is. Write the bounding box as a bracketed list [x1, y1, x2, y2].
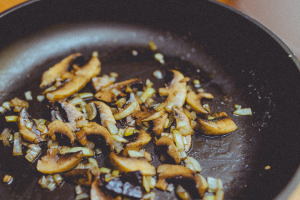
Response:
[0, 1, 299, 200]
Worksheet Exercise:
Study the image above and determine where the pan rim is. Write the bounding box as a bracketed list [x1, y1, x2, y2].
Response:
[0, 0, 299, 199]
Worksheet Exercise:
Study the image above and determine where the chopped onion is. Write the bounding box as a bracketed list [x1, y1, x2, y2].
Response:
[37, 95, 45, 102]
[148, 40, 157, 51]
[111, 135, 128, 143]
[75, 185, 83, 195]
[63, 147, 94, 156]
[105, 121, 118, 134]
[53, 174, 63, 185]
[233, 108, 252, 116]
[140, 88, 156, 103]
[25, 144, 41, 162]
[114, 101, 138, 120]
[176, 185, 190, 200]
[128, 150, 145, 158]
[207, 177, 218, 193]
[173, 130, 184, 150]
[142, 192, 156, 200]
[24, 91, 33, 100]
[25, 119, 33, 130]
[184, 156, 202, 172]
[3, 175, 13, 184]
[154, 53, 165, 64]
[193, 79, 201, 88]
[215, 189, 224, 200]
[167, 183, 174, 192]
[5, 116, 18, 122]
[85, 102, 97, 120]
[38, 176, 49, 188]
[13, 132, 22, 156]
[78, 93, 94, 99]
[99, 167, 111, 174]
[0, 128, 12, 146]
[69, 97, 83, 106]
[2, 102, 11, 110]
[109, 72, 119, 78]
[85, 141, 95, 150]
[153, 70, 163, 79]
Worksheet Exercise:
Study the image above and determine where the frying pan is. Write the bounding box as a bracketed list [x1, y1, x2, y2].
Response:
[0, 0, 300, 199]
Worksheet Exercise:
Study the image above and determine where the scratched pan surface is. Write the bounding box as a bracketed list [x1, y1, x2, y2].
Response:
[0, 0, 300, 200]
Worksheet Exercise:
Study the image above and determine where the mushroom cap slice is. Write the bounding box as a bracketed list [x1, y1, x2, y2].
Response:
[48, 119, 75, 146]
[92, 101, 116, 127]
[122, 129, 152, 156]
[40, 53, 82, 88]
[91, 173, 121, 200]
[152, 113, 168, 136]
[18, 108, 44, 143]
[173, 107, 194, 136]
[36, 150, 83, 174]
[109, 152, 156, 176]
[64, 169, 92, 186]
[74, 53, 101, 80]
[94, 78, 143, 102]
[75, 122, 114, 150]
[186, 91, 214, 114]
[196, 112, 238, 135]
[159, 70, 187, 112]
[46, 75, 88, 102]
[156, 164, 203, 196]
[156, 136, 181, 164]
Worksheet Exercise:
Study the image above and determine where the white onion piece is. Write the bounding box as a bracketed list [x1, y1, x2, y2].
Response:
[13, 132, 22, 156]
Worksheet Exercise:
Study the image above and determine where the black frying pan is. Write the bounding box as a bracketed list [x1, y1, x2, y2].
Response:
[0, 0, 300, 199]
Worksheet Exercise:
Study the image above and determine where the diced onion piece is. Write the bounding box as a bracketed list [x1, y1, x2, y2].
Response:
[0, 106, 5, 113]
[203, 104, 211, 113]
[203, 194, 215, 200]
[83, 102, 96, 121]
[75, 185, 83, 195]
[167, 183, 175, 192]
[78, 93, 94, 99]
[148, 40, 157, 51]
[24, 91, 33, 100]
[111, 88, 121, 96]
[13, 132, 22, 156]
[109, 72, 119, 78]
[95, 148, 102, 155]
[3, 175, 13, 184]
[38, 176, 49, 188]
[179, 149, 187, 159]
[25, 144, 41, 162]
[124, 127, 135, 137]
[2, 102, 11, 110]
[0, 128, 12, 146]
[207, 177, 218, 193]
[145, 98, 155, 107]
[26, 119, 33, 130]
[88, 157, 99, 168]
[154, 102, 166, 112]
[113, 140, 124, 153]
[53, 174, 63, 185]
[115, 98, 126, 108]
[111, 135, 128, 143]
[146, 79, 153, 88]
[184, 156, 202, 172]
[5, 116, 18, 122]
[128, 150, 145, 158]
[153, 70, 163, 79]
[173, 130, 184, 150]
[176, 185, 191, 200]
[132, 50, 138, 56]
[100, 167, 111, 174]
[140, 88, 156, 103]
[215, 189, 224, 200]
[64, 147, 94, 156]
[75, 193, 89, 200]
[105, 121, 118, 135]
[142, 192, 156, 200]
[85, 141, 95, 150]
[217, 178, 223, 190]
[234, 104, 242, 110]
[69, 97, 83, 106]
[112, 170, 119, 177]
[154, 53, 165, 64]
[193, 79, 201, 88]
[233, 108, 252, 115]
[114, 101, 138, 120]
[144, 152, 152, 162]
[143, 175, 150, 193]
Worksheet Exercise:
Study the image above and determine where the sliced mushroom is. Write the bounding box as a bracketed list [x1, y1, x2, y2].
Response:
[46, 54, 101, 102]
[173, 107, 194, 136]
[36, 149, 83, 174]
[186, 91, 214, 114]
[94, 78, 143, 102]
[64, 169, 92, 186]
[92, 101, 116, 127]
[142, 109, 165, 122]
[18, 108, 44, 143]
[109, 152, 156, 175]
[152, 113, 168, 136]
[92, 76, 114, 92]
[74, 53, 101, 80]
[40, 53, 82, 88]
[46, 75, 88, 102]
[75, 122, 114, 151]
[59, 100, 85, 132]
[156, 136, 181, 164]
[91, 173, 121, 200]
[196, 112, 238, 135]
[156, 164, 204, 197]
[158, 70, 187, 112]
[47, 119, 75, 146]
[122, 129, 152, 156]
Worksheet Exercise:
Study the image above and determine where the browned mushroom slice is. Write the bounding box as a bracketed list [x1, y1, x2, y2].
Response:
[94, 78, 143, 102]
[40, 53, 82, 88]
[91, 173, 121, 200]
[158, 70, 187, 112]
[92, 76, 114, 92]
[122, 129, 152, 156]
[18, 108, 44, 143]
[36, 149, 83, 174]
[74, 53, 101, 80]
[48, 119, 75, 146]
[142, 109, 165, 122]
[46, 75, 88, 102]
[186, 91, 214, 114]
[196, 112, 238, 135]
[156, 136, 181, 164]
[64, 169, 92, 186]
[156, 164, 204, 197]
[92, 101, 116, 127]
[59, 100, 85, 131]
[109, 152, 156, 175]
[75, 122, 114, 151]
[152, 113, 168, 136]
[173, 107, 194, 136]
